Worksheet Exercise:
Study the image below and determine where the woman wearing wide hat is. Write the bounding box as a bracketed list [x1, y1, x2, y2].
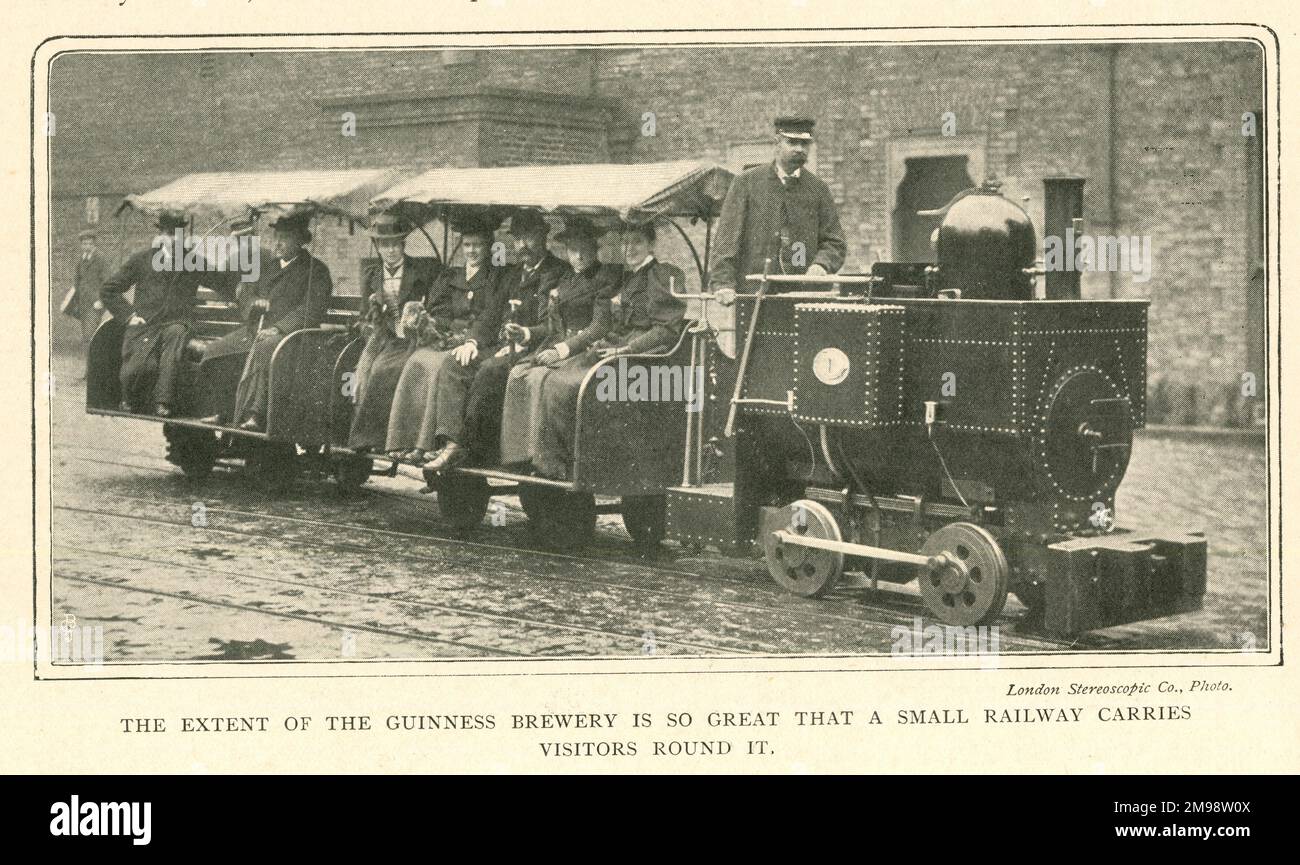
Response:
[346, 211, 439, 452]
[383, 210, 506, 464]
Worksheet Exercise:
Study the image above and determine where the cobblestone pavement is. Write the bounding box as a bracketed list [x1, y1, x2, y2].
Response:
[45, 350, 1271, 662]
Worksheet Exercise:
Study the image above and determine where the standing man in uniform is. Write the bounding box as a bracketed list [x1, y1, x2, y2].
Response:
[63, 228, 108, 376]
[100, 210, 213, 416]
[708, 116, 847, 302]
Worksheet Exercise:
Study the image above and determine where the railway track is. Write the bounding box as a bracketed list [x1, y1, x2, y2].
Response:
[51, 444, 1099, 657]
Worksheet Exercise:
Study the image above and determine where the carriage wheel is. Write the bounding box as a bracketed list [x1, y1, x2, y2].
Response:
[762, 499, 844, 598]
[621, 495, 667, 551]
[333, 456, 373, 493]
[437, 475, 492, 531]
[918, 522, 1009, 626]
[162, 424, 219, 481]
[518, 485, 596, 550]
[246, 442, 299, 494]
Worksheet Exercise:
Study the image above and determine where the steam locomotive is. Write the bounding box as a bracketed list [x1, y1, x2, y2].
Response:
[666, 180, 1207, 637]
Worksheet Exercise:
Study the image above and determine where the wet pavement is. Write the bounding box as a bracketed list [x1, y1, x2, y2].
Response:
[46, 350, 1272, 662]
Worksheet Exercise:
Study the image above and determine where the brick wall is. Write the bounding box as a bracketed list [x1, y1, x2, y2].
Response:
[47, 43, 1266, 425]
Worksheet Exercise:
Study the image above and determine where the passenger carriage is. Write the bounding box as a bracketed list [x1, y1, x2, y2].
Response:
[359, 160, 734, 548]
[85, 169, 402, 488]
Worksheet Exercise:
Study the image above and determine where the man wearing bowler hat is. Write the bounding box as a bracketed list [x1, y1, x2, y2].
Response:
[100, 210, 220, 416]
[709, 116, 846, 303]
[226, 207, 334, 431]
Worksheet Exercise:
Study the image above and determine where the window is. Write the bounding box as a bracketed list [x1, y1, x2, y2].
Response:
[83, 196, 99, 225]
[891, 156, 974, 262]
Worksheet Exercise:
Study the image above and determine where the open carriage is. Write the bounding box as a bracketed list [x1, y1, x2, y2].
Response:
[361, 160, 734, 547]
[84, 169, 401, 488]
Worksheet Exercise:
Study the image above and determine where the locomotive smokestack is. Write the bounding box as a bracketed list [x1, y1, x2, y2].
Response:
[1043, 176, 1086, 299]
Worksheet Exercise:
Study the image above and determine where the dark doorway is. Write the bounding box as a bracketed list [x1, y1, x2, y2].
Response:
[892, 155, 975, 262]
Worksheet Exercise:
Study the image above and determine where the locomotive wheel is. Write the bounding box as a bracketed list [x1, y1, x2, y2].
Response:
[518, 485, 596, 550]
[246, 442, 299, 494]
[919, 522, 1009, 626]
[437, 475, 492, 531]
[162, 424, 218, 481]
[763, 499, 844, 598]
[333, 456, 373, 492]
[621, 495, 667, 550]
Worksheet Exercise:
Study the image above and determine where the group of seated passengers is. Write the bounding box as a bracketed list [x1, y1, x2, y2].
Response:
[346, 208, 687, 481]
[100, 207, 334, 431]
[97, 203, 686, 484]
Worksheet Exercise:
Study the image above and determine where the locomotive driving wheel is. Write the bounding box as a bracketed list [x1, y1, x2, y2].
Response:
[918, 522, 1009, 626]
[763, 499, 844, 598]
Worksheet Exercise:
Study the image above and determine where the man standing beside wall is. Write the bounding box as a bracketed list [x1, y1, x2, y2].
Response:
[708, 116, 847, 301]
[63, 228, 108, 377]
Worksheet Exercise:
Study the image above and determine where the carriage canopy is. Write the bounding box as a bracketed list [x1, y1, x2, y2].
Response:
[370, 160, 734, 228]
[120, 168, 403, 226]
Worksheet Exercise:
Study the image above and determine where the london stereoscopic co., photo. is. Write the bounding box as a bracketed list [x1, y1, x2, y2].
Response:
[33, 30, 1273, 688]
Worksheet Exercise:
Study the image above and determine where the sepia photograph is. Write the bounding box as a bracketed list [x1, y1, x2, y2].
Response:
[38, 34, 1271, 670]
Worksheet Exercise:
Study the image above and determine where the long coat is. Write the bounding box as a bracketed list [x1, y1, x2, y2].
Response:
[100, 246, 221, 411]
[229, 251, 335, 423]
[203, 249, 333, 362]
[498, 261, 621, 467]
[708, 162, 847, 292]
[534, 258, 688, 479]
[345, 256, 440, 450]
[444, 251, 571, 462]
[68, 250, 109, 347]
[384, 263, 507, 454]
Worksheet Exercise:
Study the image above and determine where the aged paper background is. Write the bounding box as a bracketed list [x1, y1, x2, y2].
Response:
[3, 1, 1293, 773]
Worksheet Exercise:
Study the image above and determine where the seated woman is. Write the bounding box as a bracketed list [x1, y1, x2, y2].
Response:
[498, 216, 621, 472]
[533, 221, 686, 480]
[384, 212, 505, 464]
[346, 212, 438, 452]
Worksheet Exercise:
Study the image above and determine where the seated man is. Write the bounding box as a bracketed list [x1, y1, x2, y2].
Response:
[230, 208, 334, 431]
[417, 209, 568, 472]
[533, 221, 686, 480]
[99, 210, 225, 416]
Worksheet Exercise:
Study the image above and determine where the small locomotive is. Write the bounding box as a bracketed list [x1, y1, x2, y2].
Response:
[666, 180, 1207, 636]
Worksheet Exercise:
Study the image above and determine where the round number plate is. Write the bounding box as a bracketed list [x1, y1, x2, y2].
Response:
[812, 347, 850, 385]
